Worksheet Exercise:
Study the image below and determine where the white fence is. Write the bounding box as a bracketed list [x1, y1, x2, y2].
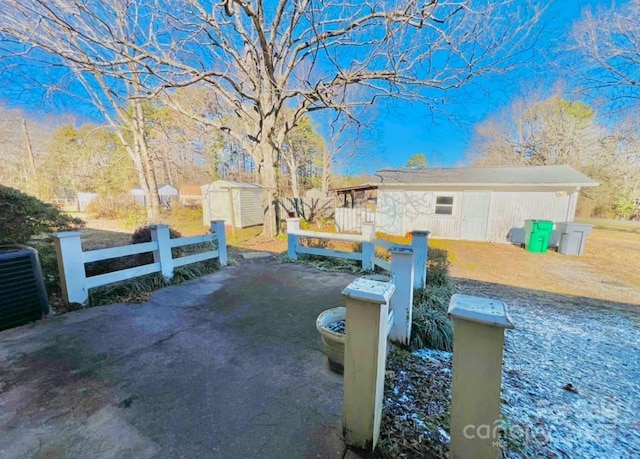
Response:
[286, 218, 429, 289]
[54, 220, 228, 305]
[334, 207, 376, 232]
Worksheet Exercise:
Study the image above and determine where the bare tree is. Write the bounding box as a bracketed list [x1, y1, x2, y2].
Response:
[470, 95, 600, 167]
[0, 105, 54, 193]
[0, 0, 541, 236]
[0, 0, 164, 219]
[146, 0, 542, 237]
[279, 114, 326, 198]
[571, 0, 640, 109]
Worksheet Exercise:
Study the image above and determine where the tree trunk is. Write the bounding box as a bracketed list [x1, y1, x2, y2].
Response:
[256, 143, 278, 238]
[291, 170, 300, 199]
[132, 99, 161, 221]
[322, 148, 332, 195]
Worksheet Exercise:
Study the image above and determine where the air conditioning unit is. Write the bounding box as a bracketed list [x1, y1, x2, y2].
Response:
[0, 245, 50, 332]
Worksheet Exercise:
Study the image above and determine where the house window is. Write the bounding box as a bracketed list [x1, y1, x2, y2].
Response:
[435, 196, 454, 215]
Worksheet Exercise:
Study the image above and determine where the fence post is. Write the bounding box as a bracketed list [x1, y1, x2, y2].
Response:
[211, 220, 228, 266]
[389, 247, 414, 346]
[410, 230, 430, 289]
[342, 276, 396, 451]
[54, 231, 88, 306]
[448, 294, 514, 459]
[361, 241, 374, 271]
[150, 224, 174, 280]
[361, 221, 375, 240]
[287, 218, 300, 260]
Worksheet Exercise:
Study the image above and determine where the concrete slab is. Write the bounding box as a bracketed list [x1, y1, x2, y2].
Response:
[0, 259, 358, 458]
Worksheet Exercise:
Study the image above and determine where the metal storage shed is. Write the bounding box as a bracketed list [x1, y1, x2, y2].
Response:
[131, 184, 178, 206]
[201, 180, 263, 228]
[372, 165, 598, 242]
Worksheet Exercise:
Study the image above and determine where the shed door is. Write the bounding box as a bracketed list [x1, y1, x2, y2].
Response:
[460, 192, 491, 241]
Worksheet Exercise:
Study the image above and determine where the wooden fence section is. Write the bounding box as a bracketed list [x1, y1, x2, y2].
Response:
[334, 207, 376, 232]
[54, 220, 228, 305]
[286, 218, 429, 289]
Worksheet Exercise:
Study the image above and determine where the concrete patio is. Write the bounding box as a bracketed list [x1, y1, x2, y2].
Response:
[0, 256, 359, 458]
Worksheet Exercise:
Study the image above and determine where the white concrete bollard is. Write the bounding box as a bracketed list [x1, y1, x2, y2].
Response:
[286, 218, 300, 260]
[54, 231, 88, 306]
[448, 294, 515, 459]
[211, 220, 228, 266]
[150, 225, 174, 280]
[342, 276, 396, 451]
[410, 230, 430, 289]
[388, 246, 414, 346]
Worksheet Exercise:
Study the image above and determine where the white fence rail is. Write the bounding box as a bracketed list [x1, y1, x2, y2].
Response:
[286, 218, 429, 289]
[54, 220, 228, 306]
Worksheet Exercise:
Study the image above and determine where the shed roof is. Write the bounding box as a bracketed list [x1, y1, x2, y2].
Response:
[202, 180, 262, 191]
[373, 165, 598, 188]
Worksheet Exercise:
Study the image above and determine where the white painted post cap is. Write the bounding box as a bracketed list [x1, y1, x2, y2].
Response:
[342, 275, 396, 304]
[448, 294, 515, 329]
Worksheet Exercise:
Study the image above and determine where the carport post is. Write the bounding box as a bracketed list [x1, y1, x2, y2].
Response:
[448, 294, 514, 459]
[286, 218, 300, 260]
[54, 231, 88, 306]
[342, 276, 396, 451]
[211, 220, 228, 266]
[410, 230, 429, 289]
[388, 247, 414, 346]
[150, 225, 174, 280]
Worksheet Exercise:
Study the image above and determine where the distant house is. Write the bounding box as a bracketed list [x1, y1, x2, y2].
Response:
[179, 185, 202, 207]
[131, 184, 179, 206]
[336, 165, 598, 242]
[201, 180, 263, 228]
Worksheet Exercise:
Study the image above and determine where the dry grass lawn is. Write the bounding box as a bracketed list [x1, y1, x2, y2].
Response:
[433, 228, 640, 305]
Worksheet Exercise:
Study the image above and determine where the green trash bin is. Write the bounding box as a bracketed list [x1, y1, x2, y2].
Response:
[523, 220, 554, 253]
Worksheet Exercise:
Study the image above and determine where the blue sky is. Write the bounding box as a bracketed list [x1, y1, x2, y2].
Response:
[368, 0, 614, 172]
[0, 0, 618, 175]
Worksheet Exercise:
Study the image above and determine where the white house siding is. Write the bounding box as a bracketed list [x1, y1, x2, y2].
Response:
[486, 190, 572, 242]
[377, 189, 463, 238]
[377, 187, 576, 241]
[239, 189, 264, 227]
[376, 190, 405, 235]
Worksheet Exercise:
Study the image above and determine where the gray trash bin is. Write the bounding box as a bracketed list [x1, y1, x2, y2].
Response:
[556, 223, 593, 256]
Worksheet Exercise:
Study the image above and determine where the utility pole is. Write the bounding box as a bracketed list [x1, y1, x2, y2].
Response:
[21, 118, 36, 173]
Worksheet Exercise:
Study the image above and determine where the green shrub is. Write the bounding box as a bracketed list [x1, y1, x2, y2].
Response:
[0, 185, 84, 244]
[615, 194, 637, 220]
[427, 247, 451, 287]
[411, 247, 455, 351]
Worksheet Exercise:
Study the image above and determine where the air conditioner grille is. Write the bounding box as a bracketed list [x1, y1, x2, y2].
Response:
[0, 245, 50, 332]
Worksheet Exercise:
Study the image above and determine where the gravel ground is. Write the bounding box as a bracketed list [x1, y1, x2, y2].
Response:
[378, 279, 640, 458]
